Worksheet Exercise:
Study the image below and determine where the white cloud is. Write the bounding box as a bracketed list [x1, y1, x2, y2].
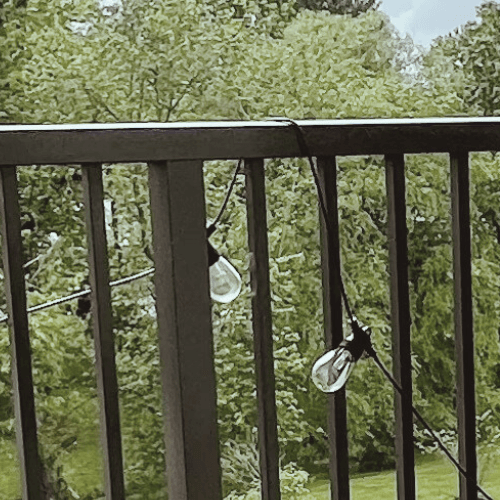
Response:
[390, 9, 415, 39]
[380, 0, 482, 47]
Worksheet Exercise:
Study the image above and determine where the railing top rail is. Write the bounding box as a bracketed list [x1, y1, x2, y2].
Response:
[1, 117, 500, 165]
[2, 116, 500, 132]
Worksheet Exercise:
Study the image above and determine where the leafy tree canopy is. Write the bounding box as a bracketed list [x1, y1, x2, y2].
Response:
[296, 0, 378, 17]
[429, 0, 500, 116]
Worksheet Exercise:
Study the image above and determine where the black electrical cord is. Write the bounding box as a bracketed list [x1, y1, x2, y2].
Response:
[0, 160, 244, 323]
[0, 268, 156, 324]
[373, 353, 494, 500]
[269, 117, 495, 500]
[267, 117, 355, 322]
[207, 158, 243, 236]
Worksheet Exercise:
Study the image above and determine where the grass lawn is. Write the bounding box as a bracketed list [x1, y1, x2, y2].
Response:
[0, 440, 21, 500]
[1, 439, 499, 500]
[302, 452, 500, 499]
[0, 433, 103, 500]
[63, 429, 104, 496]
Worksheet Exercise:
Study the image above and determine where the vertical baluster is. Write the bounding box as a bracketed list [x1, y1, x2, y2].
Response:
[149, 160, 222, 500]
[385, 154, 415, 500]
[450, 152, 477, 500]
[317, 157, 350, 500]
[82, 164, 125, 500]
[245, 158, 281, 500]
[0, 166, 43, 500]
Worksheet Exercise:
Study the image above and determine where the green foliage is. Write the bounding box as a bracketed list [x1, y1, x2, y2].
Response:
[220, 436, 310, 499]
[296, 0, 378, 17]
[220, 437, 260, 497]
[431, 1, 500, 116]
[279, 462, 310, 498]
[0, 326, 13, 439]
[201, 0, 378, 38]
[4, 0, 238, 122]
[205, 10, 462, 120]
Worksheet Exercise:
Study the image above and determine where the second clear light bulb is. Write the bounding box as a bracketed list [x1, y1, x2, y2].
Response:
[208, 241, 241, 303]
[311, 333, 356, 393]
[209, 254, 242, 303]
[311, 320, 373, 393]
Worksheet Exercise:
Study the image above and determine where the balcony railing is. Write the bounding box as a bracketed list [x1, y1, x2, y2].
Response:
[1, 117, 500, 500]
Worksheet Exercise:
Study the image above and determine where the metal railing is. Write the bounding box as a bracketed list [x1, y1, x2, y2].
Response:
[1, 117, 500, 500]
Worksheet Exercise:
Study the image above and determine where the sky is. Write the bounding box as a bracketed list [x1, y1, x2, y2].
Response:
[379, 0, 485, 47]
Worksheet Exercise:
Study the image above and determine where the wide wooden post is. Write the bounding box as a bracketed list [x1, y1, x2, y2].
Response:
[149, 160, 222, 500]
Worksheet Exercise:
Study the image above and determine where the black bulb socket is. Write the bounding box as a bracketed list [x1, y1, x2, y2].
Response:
[343, 320, 375, 361]
[207, 241, 220, 267]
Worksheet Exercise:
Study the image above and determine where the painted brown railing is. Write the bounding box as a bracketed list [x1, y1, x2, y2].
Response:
[1, 117, 500, 500]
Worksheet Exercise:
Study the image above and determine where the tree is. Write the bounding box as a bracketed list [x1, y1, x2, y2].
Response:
[3, 0, 235, 123]
[205, 0, 378, 37]
[296, 0, 378, 17]
[432, 1, 500, 116]
[0, 0, 28, 120]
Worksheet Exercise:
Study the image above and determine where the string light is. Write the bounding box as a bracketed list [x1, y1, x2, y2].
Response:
[0, 268, 155, 324]
[311, 318, 373, 393]
[0, 160, 244, 323]
[207, 226, 242, 304]
[206, 159, 243, 303]
[269, 117, 495, 500]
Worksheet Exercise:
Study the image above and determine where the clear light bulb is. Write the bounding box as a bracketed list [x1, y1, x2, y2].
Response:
[311, 334, 356, 393]
[209, 255, 242, 303]
[312, 320, 374, 393]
